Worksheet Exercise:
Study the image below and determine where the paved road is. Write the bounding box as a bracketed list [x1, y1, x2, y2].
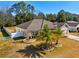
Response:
[67, 34, 79, 41]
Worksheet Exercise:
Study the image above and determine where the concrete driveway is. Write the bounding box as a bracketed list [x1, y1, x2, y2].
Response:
[67, 34, 79, 41]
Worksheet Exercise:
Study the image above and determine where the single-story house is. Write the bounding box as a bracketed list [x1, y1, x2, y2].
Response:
[66, 21, 79, 32]
[57, 22, 69, 35]
[3, 19, 57, 38]
[57, 21, 79, 35]
[16, 19, 57, 39]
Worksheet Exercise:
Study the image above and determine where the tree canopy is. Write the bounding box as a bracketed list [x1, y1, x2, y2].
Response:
[0, 1, 79, 28]
[46, 13, 56, 22]
[40, 24, 52, 44]
[56, 10, 79, 22]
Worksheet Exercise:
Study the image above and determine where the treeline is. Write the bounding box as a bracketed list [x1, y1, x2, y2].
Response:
[0, 1, 35, 28]
[0, 1, 79, 28]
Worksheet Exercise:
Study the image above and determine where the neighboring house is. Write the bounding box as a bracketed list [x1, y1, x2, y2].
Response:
[57, 22, 69, 35]
[57, 21, 79, 35]
[4, 19, 56, 38]
[66, 21, 79, 32]
[76, 24, 79, 32]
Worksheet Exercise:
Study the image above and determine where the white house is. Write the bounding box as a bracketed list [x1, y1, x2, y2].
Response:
[66, 21, 79, 32]
[57, 21, 79, 35]
[57, 23, 69, 35]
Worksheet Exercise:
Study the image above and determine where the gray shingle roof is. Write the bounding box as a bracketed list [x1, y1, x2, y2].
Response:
[26, 19, 43, 31]
[57, 21, 79, 28]
[67, 23, 78, 27]
[17, 20, 32, 29]
[57, 22, 65, 27]
[42, 20, 57, 29]
[67, 21, 79, 27]
[17, 19, 55, 31]
[17, 20, 79, 31]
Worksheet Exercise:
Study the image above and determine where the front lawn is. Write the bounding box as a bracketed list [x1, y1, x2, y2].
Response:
[0, 37, 79, 58]
[44, 37, 79, 58]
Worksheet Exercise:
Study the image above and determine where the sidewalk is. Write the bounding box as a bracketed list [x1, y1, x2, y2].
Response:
[67, 34, 79, 41]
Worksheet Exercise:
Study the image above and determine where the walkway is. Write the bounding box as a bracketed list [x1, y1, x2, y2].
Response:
[67, 34, 79, 41]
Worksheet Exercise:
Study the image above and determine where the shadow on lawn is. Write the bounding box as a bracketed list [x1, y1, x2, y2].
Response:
[17, 43, 55, 58]
[17, 44, 47, 58]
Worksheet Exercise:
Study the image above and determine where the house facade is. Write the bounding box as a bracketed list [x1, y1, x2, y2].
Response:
[57, 21, 79, 35]
[57, 23, 69, 35]
[15, 19, 56, 39]
[66, 21, 79, 32]
[3, 19, 79, 38]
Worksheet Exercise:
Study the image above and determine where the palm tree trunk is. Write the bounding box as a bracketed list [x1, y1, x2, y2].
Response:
[55, 36, 59, 45]
[55, 39, 58, 45]
[40, 19, 44, 32]
[39, 19, 44, 35]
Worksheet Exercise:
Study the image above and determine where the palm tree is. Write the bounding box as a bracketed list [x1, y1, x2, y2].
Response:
[53, 28, 63, 45]
[40, 24, 52, 44]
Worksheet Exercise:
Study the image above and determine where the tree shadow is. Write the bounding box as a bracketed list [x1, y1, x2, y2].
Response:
[17, 43, 55, 58]
[37, 43, 55, 50]
[17, 44, 46, 58]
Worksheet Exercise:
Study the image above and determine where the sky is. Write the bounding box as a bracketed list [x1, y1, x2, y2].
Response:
[0, 1, 79, 14]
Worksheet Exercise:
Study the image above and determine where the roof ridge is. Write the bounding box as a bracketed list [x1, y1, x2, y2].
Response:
[25, 20, 33, 29]
[17, 20, 33, 29]
[26, 19, 37, 30]
[26, 19, 44, 31]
